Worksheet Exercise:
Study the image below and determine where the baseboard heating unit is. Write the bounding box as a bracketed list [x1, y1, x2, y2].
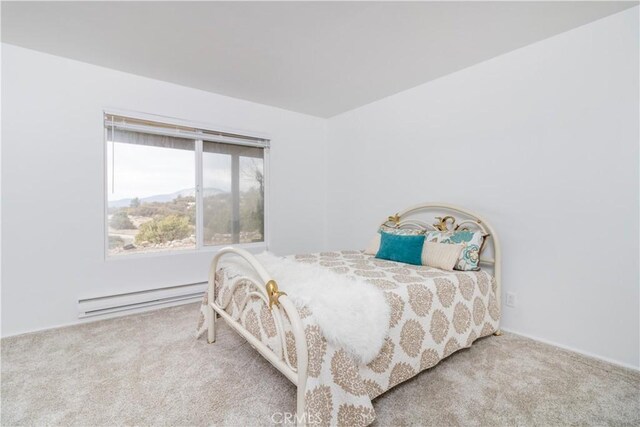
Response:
[77, 282, 206, 318]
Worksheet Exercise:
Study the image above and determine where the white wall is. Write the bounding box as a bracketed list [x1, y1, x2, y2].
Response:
[2, 8, 638, 369]
[1, 44, 327, 336]
[326, 8, 639, 368]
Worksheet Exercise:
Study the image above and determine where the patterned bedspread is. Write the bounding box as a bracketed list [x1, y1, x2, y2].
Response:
[197, 251, 499, 426]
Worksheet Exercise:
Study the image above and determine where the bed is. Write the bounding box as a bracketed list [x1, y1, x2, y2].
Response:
[196, 203, 502, 426]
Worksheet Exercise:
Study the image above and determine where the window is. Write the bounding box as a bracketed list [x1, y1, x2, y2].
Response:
[105, 113, 268, 256]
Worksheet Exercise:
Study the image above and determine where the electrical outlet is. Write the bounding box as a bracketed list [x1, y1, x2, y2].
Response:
[506, 293, 516, 308]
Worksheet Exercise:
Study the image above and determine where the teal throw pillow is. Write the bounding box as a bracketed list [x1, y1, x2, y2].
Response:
[375, 232, 425, 266]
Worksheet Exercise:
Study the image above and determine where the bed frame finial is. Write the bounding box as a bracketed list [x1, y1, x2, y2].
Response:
[266, 279, 287, 309]
[434, 215, 456, 232]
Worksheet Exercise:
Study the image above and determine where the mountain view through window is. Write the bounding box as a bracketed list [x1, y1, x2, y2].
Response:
[106, 116, 266, 256]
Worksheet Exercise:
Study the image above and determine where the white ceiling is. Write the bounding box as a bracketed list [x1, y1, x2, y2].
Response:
[2, 1, 637, 117]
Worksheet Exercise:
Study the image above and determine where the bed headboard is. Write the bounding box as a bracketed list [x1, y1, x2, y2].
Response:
[381, 202, 501, 314]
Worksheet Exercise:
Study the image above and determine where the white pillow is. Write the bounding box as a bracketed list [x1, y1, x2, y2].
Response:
[421, 242, 464, 271]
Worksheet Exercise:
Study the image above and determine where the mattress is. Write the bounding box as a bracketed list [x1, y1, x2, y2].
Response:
[197, 250, 500, 426]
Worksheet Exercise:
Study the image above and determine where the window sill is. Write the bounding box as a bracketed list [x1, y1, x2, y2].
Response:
[105, 241, 267, 262]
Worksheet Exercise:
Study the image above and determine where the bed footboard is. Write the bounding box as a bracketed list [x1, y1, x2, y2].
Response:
[207, 247, 309, 426]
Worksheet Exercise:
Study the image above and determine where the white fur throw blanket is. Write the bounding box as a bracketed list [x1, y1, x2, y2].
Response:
[221, 252, 390, 365]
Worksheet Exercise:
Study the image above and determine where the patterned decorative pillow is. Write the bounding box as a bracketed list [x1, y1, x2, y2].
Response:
[364, 225, 425, 255]
[424, 230, 485, 271]
[378, 224, 426, 236]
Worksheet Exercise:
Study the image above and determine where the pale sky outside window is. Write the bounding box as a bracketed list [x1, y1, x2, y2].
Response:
[107, 142, 194, 201]
[240, 157, 263, 190]
[202, 152, 231, 192]
[107, 140, 262, 204]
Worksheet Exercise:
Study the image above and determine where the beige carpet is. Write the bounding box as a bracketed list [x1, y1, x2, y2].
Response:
[2, 304, 639, 426]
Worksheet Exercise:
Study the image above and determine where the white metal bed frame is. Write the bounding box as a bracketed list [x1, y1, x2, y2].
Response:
[206, 203, 501, 426]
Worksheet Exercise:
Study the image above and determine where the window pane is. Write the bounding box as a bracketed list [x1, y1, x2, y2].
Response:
[107, 129, 196, 256]
[239, 157, 264, 243]
[202, 150, 232, 246]
[202, 142, 264, 246]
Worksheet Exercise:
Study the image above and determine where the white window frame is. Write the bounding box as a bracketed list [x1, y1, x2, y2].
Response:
[103, 108, 270, 260]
